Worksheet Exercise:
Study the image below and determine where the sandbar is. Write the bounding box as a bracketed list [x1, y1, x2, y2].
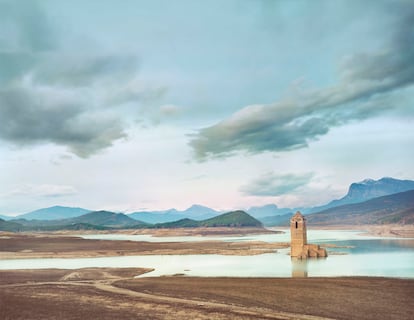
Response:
[0, 232, 288, 259]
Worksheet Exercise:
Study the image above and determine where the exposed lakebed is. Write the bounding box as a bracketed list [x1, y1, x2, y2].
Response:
[0, 229, 413, 278]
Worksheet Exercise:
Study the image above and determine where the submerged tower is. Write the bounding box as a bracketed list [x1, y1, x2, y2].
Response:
[290, 211, 327, 259]
[290, 211, 307, 257]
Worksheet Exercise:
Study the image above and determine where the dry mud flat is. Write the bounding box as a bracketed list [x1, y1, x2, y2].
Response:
[315, 224, 414, 238]
[0, 268, 413, 320]
[0, 232, 288, 259]
[358, 224, 414, 238]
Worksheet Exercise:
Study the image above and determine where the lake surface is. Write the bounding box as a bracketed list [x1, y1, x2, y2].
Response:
[1, 230, 413, 278]
[76, 229, 382, 243]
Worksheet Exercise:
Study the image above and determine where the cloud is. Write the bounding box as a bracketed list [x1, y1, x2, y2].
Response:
[190, 4, 414, 161]
[32, 54, 140, 87]
[240, 172, 313, 197]
[3, 184, 78, 198]
[0, 0, 57, 53]
[0, 1, 161, 157]
[0, 82, 126, 158]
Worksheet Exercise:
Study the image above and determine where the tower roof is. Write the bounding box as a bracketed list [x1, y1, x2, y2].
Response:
[291, 211, 305, 221]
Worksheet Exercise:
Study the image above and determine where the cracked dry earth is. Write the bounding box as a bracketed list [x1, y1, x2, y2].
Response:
[0, 268, 413, 320]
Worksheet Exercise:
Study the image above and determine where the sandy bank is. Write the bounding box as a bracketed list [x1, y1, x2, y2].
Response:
[309, 224, 414, 238]
[0, 232, 288, 259]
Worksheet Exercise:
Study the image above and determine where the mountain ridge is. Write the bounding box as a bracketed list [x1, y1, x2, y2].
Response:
[306, 177, 414, 213]
[3, 177, 413, 227]
[265, 190, 414, 226]
[0, 210, 262, 231]
[18, 206, 91, 221]
[128, 204, 220, 223]
[307, 189, 414, 225]
[247, 204, 292, 218]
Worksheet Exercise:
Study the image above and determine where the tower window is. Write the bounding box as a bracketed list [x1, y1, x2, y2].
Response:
[295, 221, 298, 229]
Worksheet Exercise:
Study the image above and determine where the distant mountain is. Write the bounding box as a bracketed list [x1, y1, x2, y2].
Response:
[18, 206, 91, 220]
[6, 211, 147, 231]
[251, 177, 414, 221]
[330, 177, 414, 206]
[247, 204, 292, 219]
[0, 218, 115, 232]
[307, 177, 414, 214]
[260, 213, 292, 227]
[154, 211, 263, 228]
[128, 209, 182, 224]
[306, 190, 414, 225]
[0, 214, 13, 221]
[181, 204, 219, 219]
[129, 204, 219, 224]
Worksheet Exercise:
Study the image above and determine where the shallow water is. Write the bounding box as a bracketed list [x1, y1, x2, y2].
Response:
[76, 229, 383, 243]
[1, 230, 413, 278]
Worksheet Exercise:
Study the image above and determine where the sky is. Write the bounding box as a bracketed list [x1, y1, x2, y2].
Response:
[1, 0, 414, 215]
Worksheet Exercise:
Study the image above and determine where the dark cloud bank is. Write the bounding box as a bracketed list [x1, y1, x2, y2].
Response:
[190, 4, 414, 161]
[0, 1, 145, 157]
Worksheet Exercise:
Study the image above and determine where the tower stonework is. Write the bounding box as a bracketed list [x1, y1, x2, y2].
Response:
[290, 211, 307, 257]
[290, 211, 327, 259]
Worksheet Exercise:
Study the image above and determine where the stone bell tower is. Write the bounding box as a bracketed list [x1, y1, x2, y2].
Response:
[290, 211, 327, 259]
[290, 211, 307, 257]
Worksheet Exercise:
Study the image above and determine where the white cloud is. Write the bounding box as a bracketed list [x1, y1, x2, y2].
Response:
[240, 172, 314, 197]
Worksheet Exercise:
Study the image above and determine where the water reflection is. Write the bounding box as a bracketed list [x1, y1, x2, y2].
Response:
[291, 259, 308, 278]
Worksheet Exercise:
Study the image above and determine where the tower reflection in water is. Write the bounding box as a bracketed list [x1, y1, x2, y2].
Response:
[291, 258, 308, 278]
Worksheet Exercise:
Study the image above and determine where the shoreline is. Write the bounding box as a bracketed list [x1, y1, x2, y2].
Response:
[304, 224, 414, 238]
[55, 226, 281, 237]
[2, 223, 413, 238]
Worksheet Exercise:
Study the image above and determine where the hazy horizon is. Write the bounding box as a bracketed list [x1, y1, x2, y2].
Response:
[1, 0, 413, 215]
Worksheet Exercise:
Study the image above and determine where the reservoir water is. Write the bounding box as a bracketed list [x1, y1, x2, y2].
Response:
[1, 230, 413, 278]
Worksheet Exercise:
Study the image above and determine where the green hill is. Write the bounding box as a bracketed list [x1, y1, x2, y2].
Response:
[0, 218, 24, 232]
[30, 222, 114, 231]
[154, 218, 200, 228]
[67, 210, 142, 228]
[200, 210, 262, 227]
[154, 210, 262, 228]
